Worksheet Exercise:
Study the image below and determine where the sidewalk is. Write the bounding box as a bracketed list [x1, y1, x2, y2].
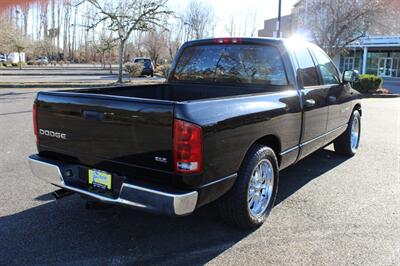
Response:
[383, 77, 400, 94]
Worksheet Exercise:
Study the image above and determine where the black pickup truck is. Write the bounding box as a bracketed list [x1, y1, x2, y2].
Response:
[29, 38, 362, 228]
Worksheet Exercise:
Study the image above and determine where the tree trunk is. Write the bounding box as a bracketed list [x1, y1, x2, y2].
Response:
[57, 1, 61, 60]
[42, 3, 48, 39]
[117, 40, 125, 83]
[18, 52, 22, 70]
[109, 50, 113, 74]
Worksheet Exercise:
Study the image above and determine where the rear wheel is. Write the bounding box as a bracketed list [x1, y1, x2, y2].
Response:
[216, 144, 279, 228]
[334, 110, 361, 156]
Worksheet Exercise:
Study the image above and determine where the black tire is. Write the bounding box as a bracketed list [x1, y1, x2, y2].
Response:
[216, 144, 279, 228]
[334, 110, 361, 156]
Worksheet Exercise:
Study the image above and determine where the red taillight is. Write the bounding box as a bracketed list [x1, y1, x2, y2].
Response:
[214, 37, 243, 44]
[33, 104, 38, 144]
[173, 119, 203, 174]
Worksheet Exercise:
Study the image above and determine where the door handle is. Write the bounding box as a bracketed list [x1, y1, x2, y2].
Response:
[304, 99, 316, 107]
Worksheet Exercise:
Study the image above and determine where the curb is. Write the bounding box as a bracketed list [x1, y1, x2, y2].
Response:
[0, 73, 120, 76]
[0, 80, 164, 89]
[0, 83, 115, 88]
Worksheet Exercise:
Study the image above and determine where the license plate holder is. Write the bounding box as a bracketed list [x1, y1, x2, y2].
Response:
[88, 169, 112, 190]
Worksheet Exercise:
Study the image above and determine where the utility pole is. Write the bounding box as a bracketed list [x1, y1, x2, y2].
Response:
[304, 0, 308, 27]
[276, 0, 282, 38]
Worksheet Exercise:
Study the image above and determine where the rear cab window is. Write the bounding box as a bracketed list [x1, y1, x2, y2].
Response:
[134, 59, 152, 67]
[171, 44, 288, 86]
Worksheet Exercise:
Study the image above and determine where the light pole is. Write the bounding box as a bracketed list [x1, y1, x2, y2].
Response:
[276, 0, 282, 38]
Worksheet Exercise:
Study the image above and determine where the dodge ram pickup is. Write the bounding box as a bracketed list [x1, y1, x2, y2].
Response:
[28, 37, 362, 228]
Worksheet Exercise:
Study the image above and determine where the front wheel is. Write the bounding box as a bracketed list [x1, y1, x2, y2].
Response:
[216, 144, 279, 228]
[334, 110, 361, 156]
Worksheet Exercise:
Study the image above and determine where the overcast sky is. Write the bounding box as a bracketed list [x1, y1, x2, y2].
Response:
[168, 0, 299, 36]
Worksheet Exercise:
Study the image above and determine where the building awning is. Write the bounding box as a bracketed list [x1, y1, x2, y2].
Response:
[348, 36, 400, 48]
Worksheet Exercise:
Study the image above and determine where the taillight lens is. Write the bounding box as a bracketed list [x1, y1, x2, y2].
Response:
[33, 104, 38, 144]
[173, 119, 203, 174]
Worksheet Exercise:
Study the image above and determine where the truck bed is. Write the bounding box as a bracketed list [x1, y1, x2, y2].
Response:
[35, 82, 271, 187]
[68, 83, 277, 102]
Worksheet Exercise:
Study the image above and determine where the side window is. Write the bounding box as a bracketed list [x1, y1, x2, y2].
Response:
[292, 46, 320, 87]
[311, 46, 340, 85]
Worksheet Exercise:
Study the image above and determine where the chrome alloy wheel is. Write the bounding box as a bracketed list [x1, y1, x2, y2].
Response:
[351, 115, 360, 151]
[247, 159, 274, 217]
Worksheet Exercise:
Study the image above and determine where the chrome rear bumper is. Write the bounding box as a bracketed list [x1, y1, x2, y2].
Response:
[28, 155, 198, 216]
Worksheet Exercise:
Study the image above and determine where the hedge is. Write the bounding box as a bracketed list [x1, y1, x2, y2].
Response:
[124, 63, 143, 81]
[353, 74, 383, 93]
[156, 64, 171, 78]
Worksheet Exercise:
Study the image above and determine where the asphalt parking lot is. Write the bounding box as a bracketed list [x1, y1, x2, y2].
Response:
[0, 88, 399, 266]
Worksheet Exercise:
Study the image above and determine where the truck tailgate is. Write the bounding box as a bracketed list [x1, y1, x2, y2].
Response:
[35, 92, 175, 173]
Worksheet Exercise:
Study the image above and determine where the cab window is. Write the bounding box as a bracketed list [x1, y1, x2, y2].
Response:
[310, 46, 340, 85]
[292, 46, 320, 87]
[172, 44, 288, 86]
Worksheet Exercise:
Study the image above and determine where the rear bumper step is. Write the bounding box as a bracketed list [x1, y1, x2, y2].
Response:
[28, 155, 198, 216]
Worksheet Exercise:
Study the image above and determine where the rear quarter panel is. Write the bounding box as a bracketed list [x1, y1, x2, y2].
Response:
[175, 89, 302, 186]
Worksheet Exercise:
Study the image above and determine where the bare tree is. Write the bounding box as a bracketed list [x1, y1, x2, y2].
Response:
[224, 7, 258, 37]
[0, 15, 29, 69]
[224, 15, 237, 37]
[165, 21, 182, 62]
[181, 0, 216, 41]
[92, 33, 116, 71]
[142, 29, 167, 64]
[244, 8, 258, 37]
[305, 0, 387, 57]
[87, 0, 172, 83]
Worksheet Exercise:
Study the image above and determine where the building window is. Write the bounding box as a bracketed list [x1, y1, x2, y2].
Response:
[344, 57, 355, 71]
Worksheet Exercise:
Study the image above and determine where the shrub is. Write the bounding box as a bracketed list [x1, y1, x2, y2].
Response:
[27, 60, 36, 65]
[124, 63, 143, 81]
[156, 64, 171, 78]
[353, 74, 383, 93]
[11, 62, 18, 67]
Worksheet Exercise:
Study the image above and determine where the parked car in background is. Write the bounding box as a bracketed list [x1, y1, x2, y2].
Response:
[36, 56, 49, 65]
[28, 37, 362, 228]
[8, 52, 26, 64]
[133, 57, 154, 77]
[0, 54, 7, 63]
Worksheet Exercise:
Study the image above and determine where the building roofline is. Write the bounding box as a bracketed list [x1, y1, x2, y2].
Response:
[347, 35, 400, 48]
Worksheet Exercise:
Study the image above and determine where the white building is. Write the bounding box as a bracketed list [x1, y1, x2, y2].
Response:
[8, 52, 26, 64]
[343, 36, 400, 78]
[258, 0, 400, 78]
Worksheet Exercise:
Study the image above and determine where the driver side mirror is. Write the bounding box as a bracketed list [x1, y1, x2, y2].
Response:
[343, 69, 360, 83]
